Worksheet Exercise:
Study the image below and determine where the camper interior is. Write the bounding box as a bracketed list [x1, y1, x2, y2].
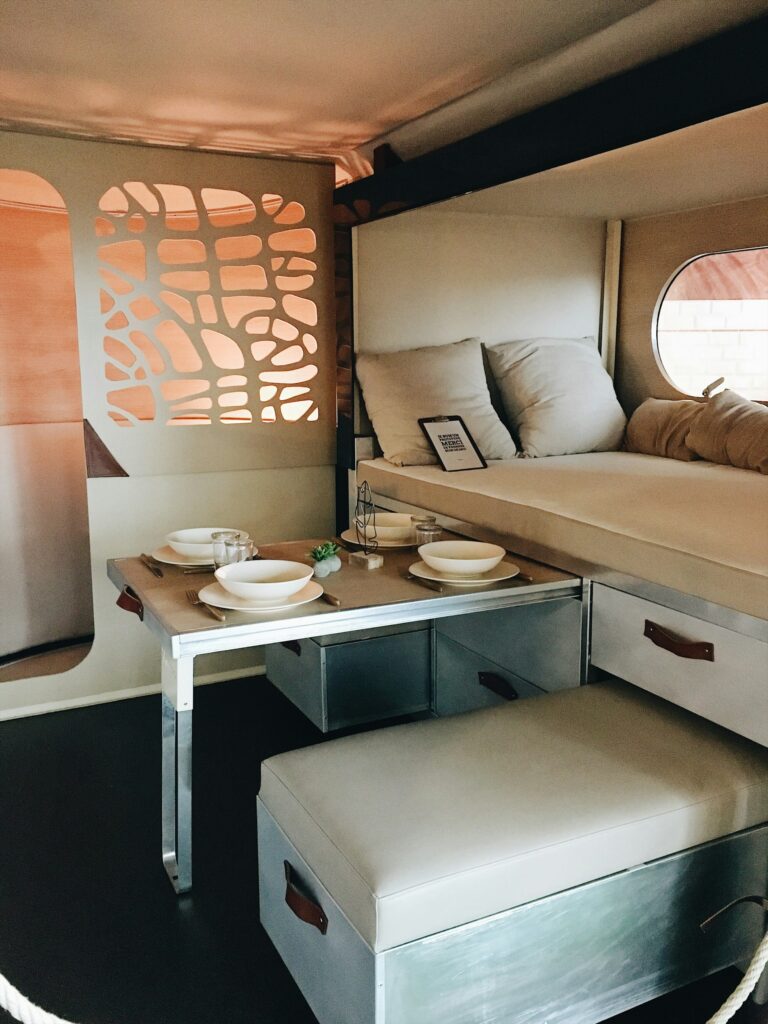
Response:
[0, 4, 766, 1024]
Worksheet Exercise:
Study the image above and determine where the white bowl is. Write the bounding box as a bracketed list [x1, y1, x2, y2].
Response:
[418, 540, 505, 576]
[166, 528, 249, 559]
[361, 513, 415, 542]
[215, 560, 313, 602]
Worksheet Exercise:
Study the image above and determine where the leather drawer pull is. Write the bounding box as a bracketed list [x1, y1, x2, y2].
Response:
[644, 620, 714, 662]
[281, 639, 302, 656]
[116, 585, 144, 621]
[284, 860, 328, 935]
[478, 671, 519, 701]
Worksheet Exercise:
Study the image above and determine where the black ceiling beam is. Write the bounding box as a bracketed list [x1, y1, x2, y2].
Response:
[335, 14, 768, 215]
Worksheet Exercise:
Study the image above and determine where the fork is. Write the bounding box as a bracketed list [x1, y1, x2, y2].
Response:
[185, 588, 226, 622]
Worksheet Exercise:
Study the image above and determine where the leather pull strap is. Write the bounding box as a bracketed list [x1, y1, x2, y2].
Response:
[284, 861, 328, 934]
[478, 671, 519, 701]
[644, 620, 714, 661]
[116, 586, 144, 621]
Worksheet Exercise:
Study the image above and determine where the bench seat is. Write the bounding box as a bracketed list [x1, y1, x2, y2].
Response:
[259, 682, 768, 953]
[359, 452, 768, 620]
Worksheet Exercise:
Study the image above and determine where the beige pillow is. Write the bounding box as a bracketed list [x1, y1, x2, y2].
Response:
[355, 338, 517, 466]
[626, 398, 704, 461]
[485, 337, 626, 458]
[686, 389, 768, 474]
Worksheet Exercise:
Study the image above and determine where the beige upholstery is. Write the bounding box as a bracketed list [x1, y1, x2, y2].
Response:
[355, 338, 516, 466]
[625, 397, 704, 461]
[360, 452, 768, 620]
[687, 389, 768, 474]
[260, 682, 768, 952]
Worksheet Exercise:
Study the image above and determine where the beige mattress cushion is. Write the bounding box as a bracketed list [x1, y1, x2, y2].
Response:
[355, 337, 516, 466]
[625, 397, 704, 461]
[259, 682, 768, 952]
[687, 389, 768, 474]
[360, 452, 768, 620]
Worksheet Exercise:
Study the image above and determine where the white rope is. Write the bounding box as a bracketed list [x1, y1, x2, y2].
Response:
[0, 970, 79, 1024]
[707, 928, 768, 1024]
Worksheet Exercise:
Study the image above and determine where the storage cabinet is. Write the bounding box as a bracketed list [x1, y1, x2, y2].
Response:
[265, 623, 430, 732]
[591, 583, 768, 746]
[434, 634, 545, 716]
[435, 597, 582, 693]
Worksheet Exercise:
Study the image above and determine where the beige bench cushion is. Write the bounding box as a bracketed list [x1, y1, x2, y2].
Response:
[360, 452, 768, 620]
[259, 682, 768, 952]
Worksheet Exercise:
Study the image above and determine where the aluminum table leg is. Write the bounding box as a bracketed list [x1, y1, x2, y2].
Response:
[161, 651, 194, 893]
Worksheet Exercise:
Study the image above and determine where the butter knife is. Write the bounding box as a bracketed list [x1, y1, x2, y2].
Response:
[402, 573, 444, 594]
[140, 553, 163, 578]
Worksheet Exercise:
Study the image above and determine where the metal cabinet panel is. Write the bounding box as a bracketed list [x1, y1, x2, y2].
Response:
[266, 627, 430, 732]
[435, 598, 582, 691]
[434, 634, 545, 716]
[591, 583, 768, 746]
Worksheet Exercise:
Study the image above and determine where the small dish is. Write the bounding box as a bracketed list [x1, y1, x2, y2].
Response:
[198, 580, 323, 613]
[151, 545, 214, 567]
[360, 513, 415, 542]
[418, 540, 505, 576]
[409, 560, 519, 586]
[215, 559, 314, 602]
[339, 528, 416, 550]
[167, 527, 249, 560]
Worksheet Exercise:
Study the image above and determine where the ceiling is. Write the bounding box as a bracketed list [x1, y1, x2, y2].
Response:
[437, 104, 768, 221]
[1, 0, 767, 183]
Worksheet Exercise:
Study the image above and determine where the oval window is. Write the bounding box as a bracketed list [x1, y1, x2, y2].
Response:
[655, 247, 768, 400]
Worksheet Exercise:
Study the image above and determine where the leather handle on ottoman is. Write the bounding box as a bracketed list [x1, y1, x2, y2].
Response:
[284, 860, 328, 935]
[116, 585, 144, 621]
[644, 620, 714, 662]
[478, 671, 519, 701]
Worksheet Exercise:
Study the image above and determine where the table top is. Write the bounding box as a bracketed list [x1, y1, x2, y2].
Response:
[108, 537, 580, 659]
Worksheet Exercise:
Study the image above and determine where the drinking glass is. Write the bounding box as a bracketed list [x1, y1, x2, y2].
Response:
[415, 522, 443, 546]
[224, 537, 254, 564]
[212, 530, 242, 569]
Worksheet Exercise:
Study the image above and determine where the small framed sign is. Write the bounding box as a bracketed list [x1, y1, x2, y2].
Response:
[418, 416, 487, 472]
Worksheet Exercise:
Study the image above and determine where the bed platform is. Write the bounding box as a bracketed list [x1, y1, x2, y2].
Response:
[258, 682, 768, 1024]
[359, 452, 768, 622]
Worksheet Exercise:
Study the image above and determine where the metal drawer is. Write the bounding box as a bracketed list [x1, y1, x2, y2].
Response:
[591, 584, 768, 746]
[434, 634, 545, 717]
[435, 598, 582, 691]
[265, 626, 431, 732]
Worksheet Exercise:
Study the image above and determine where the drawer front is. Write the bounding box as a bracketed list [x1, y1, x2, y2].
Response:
[266, 629, 430, 732]
[591, 584, 768, 746]
[435, 634, 545, 717]
[257, 802, 375, 1024]
[435, 598, 582, 692]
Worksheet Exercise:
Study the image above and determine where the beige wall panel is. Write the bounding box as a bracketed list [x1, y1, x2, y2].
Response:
[355, 210, 606, 353]
[0, 464, 335, 717]
[1, 130, 336, 474]
[616, 194, 768, 412]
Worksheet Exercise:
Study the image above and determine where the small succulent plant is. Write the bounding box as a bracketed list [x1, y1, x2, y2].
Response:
[309, 541, 341, 577]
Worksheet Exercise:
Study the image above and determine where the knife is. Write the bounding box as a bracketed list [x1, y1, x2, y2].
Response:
[402, 573, 444, 594]
[321, 591, 342, 607]
[140, 553, 163, 578]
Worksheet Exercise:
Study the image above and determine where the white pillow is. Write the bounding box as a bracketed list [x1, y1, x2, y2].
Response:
[485, 337, 626, 458]
[355, 338, 516, 466]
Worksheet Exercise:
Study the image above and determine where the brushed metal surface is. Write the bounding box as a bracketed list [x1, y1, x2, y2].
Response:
[383, 827, 768, 1024]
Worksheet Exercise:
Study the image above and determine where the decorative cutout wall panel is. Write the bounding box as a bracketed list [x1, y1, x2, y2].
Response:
[96, 184, 321, 426]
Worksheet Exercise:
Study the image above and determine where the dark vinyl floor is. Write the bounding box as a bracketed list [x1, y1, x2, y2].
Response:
[0, 677, 763, 1024]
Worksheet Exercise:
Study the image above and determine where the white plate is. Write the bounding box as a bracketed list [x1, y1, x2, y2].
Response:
[340, 528, 416, 550]
[151, 545, 214, 567]
[408, 560, 520, 586]
[198, 580, 324, 613]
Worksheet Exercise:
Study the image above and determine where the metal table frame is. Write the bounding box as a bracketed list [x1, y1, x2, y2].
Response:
[108, 540, 581, 893]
